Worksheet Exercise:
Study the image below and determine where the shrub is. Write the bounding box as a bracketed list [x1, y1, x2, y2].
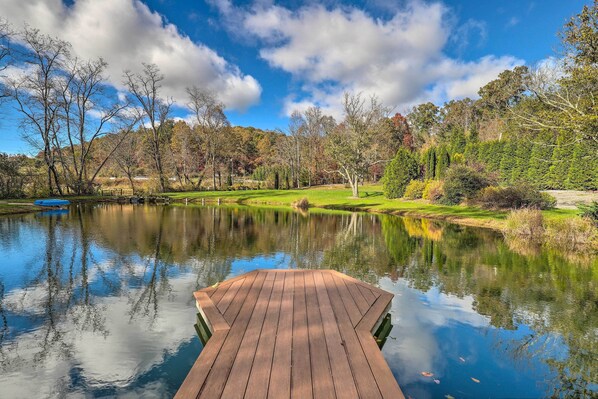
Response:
[545, 217, 598, 251]
[382, 148, 420, 199]
[504, 208, 545, 242]
[475, 185, 556, 210]
[423, 180, 444, 202]
[452, 153, 465, 165]
[442, 165, 489, 205]
[292, 197, 310, 210]
[403, 180, 426, 199]
[578, 201, 598, 225]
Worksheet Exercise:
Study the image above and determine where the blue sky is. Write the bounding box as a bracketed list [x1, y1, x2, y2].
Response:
[0, 0, 589, 154]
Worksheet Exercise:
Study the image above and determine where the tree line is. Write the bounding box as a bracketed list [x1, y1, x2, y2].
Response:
[384, 1, 598, 195]
[0, 1, 597, 198]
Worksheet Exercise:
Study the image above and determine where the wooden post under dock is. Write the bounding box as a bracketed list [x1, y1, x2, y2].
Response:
[175, 269, 404, 399]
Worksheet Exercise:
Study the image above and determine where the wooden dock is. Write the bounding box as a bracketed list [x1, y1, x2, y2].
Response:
[175, 269, 404, 399]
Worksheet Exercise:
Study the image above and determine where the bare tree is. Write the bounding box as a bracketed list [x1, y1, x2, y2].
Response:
[123, 63, 172, 192]
[10, 27, 71, 195]
[56, 58, 134, 194]
[0, 19, 13, 101]
[325, 92, 390, 198]
[170, 120, 205, 188]
[187, 86, 230, 190]
[275, 111, 305, 188]
[109, 130, 141, 193]
[513, 62, 597, 144]
[303, 106, 335, 186]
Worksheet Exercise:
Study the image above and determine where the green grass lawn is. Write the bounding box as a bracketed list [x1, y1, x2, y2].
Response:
[165, 185, 516, 229]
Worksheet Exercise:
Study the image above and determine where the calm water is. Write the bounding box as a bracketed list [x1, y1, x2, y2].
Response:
[0, 204, 596, 399]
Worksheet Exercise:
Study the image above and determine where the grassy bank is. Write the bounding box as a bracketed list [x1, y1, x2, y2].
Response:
[165, 185, 580, 230]
[0, 196, 120, 216]
[0, 203, 45, 215]
[0, 186, 581, 230]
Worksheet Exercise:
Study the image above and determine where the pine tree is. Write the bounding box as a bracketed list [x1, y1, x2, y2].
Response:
[464, 141, 479, 163]
[382, 148, 421, 198]
[477, 142, 491, 166]
[547, 131, 575, 189]
[424, 148, 437, 180]
[487, 141, 505, 172]
[435, 145, 451, 178]
[511, 139, 532, 184]
[499, 140, 517, 184]
[449, 127, 467, 154]
[566, 140, 598, 190]
[527, 134, 555, 189]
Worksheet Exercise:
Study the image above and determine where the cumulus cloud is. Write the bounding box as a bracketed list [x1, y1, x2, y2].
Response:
[1, 0, 261, 111]
[212, 0, 523, 117]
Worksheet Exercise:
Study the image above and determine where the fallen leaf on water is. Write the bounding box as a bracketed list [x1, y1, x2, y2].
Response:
[459, 357, 465, 362]
[434, 379, 440, 384]
[471, 377, 480, 383]
[421, 371, 434, 377]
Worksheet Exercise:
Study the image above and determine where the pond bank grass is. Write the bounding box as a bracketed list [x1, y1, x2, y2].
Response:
[505, 208, 598, 253]
[166, 186, 511, 230]
[0, 203, 45, 215]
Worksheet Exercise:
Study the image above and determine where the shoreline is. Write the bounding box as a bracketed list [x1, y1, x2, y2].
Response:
[0, 186, 581, 233]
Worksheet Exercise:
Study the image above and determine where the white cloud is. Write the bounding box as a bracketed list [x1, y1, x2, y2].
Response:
[507, 16, 520, 28]
[214, 1, 523, 116]
[379, 278, 489, 385]
[0, 0, 261, 111]
[0, 269, 204, 397]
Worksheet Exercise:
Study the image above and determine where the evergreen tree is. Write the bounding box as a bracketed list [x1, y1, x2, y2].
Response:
[464, 141, 479, 163]
[566, 140, 598, 190]
[547, 131, 575, 189]
[382, 148, 420, 198]
[527, 134, 555, 189]
[511, 139, 532, 184]
[499, 140, 517, 184]
[487, 141, 505, 172]
[423, 148, 437, 180]
[477, 142, 489, 166]
[449, 127, 467, 154]
[435, 145, 451, 179]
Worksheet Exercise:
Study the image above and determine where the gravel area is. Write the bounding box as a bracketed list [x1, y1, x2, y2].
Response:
[544, 190, 598, 209]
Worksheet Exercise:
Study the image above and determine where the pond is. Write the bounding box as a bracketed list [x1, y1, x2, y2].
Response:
[0, 204, 596, 398]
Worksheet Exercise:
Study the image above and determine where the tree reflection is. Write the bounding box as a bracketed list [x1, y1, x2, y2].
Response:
[0, 204, 595, 398]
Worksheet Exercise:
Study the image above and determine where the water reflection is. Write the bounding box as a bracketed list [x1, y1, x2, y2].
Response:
[0, 204, 595, 398]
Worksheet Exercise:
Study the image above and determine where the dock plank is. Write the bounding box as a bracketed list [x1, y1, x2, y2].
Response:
[313, 271, 359, 399]
[331, 274, 363, 326]
[305, 272, 337, 399]
[324, 272, 382, 398]
[176, 269, 403, 399]
[357, 284, 378, 305]
[291, 271, 312, 399]
[268, 271, 295, 398]
[220, 273, 275, 399]
[244, 272, 285, 399]
[216, 278, 245, 314]
[198, 272, 266, 398]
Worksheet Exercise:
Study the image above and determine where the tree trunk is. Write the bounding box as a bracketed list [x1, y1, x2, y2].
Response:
[350, 175, 359, 198]
[127, 174, 135, 194]
[212, 154, 216, 190]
